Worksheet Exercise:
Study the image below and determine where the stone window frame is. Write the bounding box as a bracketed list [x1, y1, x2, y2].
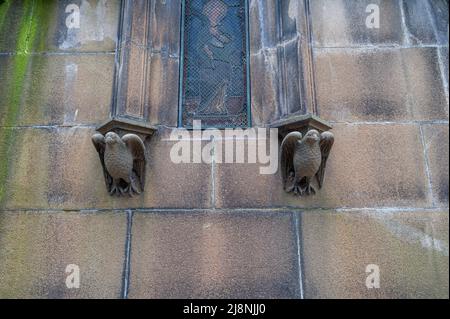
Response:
[109, 0, 317, 129]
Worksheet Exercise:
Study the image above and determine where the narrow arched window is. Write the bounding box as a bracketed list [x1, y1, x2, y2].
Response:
[179, 0, 251, 128]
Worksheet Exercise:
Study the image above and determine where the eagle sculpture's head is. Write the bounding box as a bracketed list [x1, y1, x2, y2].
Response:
[304, 129, 320, 145]
[105, 132, 122, 145]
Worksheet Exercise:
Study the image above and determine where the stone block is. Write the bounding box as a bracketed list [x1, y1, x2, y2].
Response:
[401, 47, 448, 120]
[128, 210, 300, 298]
[300, 210, 449, 299]
[310, 0, 404, 47]
[314, 47, 448, 122]
[0, 211, 127, 298]
[0, 54, 115, 127]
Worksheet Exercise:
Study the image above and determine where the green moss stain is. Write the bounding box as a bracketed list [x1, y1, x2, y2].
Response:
[0, 0, 12, 33]
[0, 0, 48, 203]
[35, 1, 53, 52]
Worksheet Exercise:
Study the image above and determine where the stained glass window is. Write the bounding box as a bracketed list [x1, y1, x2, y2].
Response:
[179, 0, 250, 128]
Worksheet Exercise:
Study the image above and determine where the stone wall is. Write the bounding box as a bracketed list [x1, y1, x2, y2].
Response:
[0, 0, 448, 298]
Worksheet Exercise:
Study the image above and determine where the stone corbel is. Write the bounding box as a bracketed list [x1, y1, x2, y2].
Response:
[91, 0, 158, 197]
[272, 114, 335, 197]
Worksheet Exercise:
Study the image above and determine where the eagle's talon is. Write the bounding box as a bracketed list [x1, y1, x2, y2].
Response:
[131, 182, 141, 195]
[293, 185, 304, 196]
[109, 186, 117, 196]
[305, 185, 316, 196]
[127, 186, 133, 197]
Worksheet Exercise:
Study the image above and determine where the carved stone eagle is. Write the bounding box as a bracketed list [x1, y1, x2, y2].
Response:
[280, 129, 334, 196]
[92, 132, 146, 196]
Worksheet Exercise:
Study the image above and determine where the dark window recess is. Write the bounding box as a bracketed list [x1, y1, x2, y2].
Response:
[180, 0, 250, 128]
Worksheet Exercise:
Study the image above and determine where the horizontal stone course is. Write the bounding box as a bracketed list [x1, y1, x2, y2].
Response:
[0, 208, 448, 299]
[214, 123, 431, 209]
[0, 123, 434, 210]
[0, 126, 212, 210]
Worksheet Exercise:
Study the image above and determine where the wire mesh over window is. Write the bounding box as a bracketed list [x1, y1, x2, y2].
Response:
[180, 0, 250, 128]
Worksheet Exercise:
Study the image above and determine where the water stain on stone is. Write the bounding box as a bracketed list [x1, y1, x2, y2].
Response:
[359, 97, 400, 120]
[438, 179, 449, 204]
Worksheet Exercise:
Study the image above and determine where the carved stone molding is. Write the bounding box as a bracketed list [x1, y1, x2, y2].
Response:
[271, 114, 332, 137]
[113, 0, 154, 120]
[274, 114, 334, 197]
[97, 117, 157, 141]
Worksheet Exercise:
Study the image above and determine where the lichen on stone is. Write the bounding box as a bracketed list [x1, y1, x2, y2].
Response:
[0, 0, 48, 203]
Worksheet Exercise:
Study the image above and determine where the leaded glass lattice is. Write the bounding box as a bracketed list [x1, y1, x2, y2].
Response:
[180, 0, 250, 128]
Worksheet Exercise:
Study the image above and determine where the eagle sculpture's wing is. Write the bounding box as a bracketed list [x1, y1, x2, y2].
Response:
[92, 134, 113, 192]
[122, 134, 146, 191]
[316, 131, 334, 189]
[280, 132, 303, 192]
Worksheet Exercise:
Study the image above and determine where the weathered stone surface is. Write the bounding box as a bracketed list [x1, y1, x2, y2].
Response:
[52, 0, 119, 52]
[146, 55, 180, 126]
[401, 47, 449, 120]
[441, 46, 449, 90]
[0, 0, 447, 301]
[0, 211, 126, 298]
[428, 0, 449, 45]
[422, 124, 449, 206]
[128, 211, 300, 298]
[143, 127, 212, 208]
[0, 54, 115, 127]
[440, 46, 449, 99]
[0, 127, 212, 210]
[0, 0, 30, 52]
[0, 0, 119, 53]
[314, 48, 408, 122]
[314, 47, 448, 122]
[248, 0, 279, 53]
[402, 0, 438, 45]
[310, 0, 404, 47]
[250, 50, 283, 125]
[150, 0, 181, 57]
[214, 124, 431, 209]
[300, 210, 449, 299]
[249, 0, 310, 125]
[0, 127, 114, 209]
